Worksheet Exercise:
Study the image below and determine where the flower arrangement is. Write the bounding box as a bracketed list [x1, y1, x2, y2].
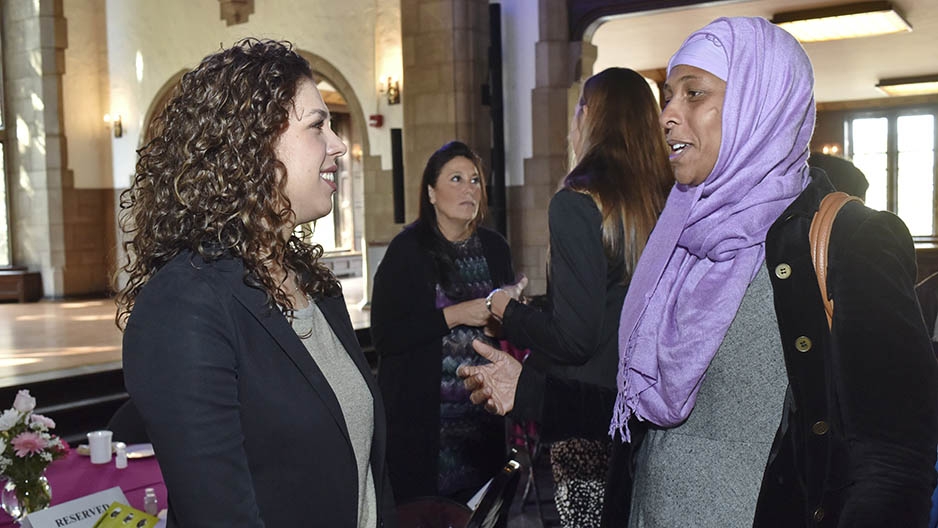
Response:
[0, 390, 69, 519]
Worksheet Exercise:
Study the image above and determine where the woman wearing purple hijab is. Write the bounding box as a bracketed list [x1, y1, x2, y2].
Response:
[461, 16, 938, 527]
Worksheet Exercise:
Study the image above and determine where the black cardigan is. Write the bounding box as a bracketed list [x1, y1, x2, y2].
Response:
[371, 224, 516, 502]
[512, 172, 938, 527]
[502, 188, 627, 392]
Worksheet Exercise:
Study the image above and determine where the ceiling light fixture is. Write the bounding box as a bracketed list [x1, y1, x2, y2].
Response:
[771, 1, 912, 43]
[876, 74, 938, 96]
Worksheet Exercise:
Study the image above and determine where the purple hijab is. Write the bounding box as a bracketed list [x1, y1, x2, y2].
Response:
[610, 17, 816, 441]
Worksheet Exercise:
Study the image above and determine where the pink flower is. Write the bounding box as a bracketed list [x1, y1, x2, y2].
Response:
[30, 414, 55, 430]
[54, 437, 70, 456]
[11, 431, 48, 457]
[12, 390, 36, 413]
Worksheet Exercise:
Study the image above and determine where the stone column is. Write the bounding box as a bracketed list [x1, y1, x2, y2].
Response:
[2, 0, 70, 297]
[506, 0, 575, 295]
[401, 0, 492, 224]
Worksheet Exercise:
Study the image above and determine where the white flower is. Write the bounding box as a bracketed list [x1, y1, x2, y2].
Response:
[0, 409, 19, 431]
[39, 451, 52, 462]
[30, 414, 55, 431]
[0, 457, 10, 471]
[12, 390, 36, 413]
[0, 437, 5, 456]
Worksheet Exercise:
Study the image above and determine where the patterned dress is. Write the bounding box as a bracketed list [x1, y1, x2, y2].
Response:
[436, 233, 506, 498]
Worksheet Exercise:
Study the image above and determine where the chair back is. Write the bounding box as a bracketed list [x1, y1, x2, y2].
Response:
[465, 456, 523, 528]
[106, 399, 150, 444]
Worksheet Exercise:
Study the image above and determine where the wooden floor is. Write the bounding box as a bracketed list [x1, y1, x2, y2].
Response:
[0, 277, 369, 389]
[0, 299, 123, 387]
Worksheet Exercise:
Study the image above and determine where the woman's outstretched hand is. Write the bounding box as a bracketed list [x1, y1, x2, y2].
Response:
[457, 339, 523, 415]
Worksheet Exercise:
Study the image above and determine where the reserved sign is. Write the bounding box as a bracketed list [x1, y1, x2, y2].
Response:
[22, 487, 128, 528]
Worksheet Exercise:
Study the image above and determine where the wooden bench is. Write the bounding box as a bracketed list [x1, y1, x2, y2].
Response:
[0, 267, 42, 302]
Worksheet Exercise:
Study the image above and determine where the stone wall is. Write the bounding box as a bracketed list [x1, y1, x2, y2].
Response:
[507, 0, 572, 295]
[3, 0, 123, 296]
[2, 0, 70, 296]
[401, 0, 492, 226]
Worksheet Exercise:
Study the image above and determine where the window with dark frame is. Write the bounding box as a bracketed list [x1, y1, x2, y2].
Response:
[845, 107, 938, 239]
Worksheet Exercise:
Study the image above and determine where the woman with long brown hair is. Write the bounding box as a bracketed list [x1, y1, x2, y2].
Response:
[482, 67, 672, 527]
[117, 39, 395, 527]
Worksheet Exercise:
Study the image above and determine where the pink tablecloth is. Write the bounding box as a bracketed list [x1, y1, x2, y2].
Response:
[0, 449, 166, 527]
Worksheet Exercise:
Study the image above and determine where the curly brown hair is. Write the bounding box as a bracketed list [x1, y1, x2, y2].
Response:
[115, 38, 340, 329]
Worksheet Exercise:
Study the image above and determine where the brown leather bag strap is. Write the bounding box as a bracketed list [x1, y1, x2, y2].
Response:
[808, 192, 863, 329]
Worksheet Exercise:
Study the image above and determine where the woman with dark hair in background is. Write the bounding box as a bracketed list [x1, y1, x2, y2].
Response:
[118, 39, 395, 527]
[482, 67, 672, 526]
[371, 141, 524, 504]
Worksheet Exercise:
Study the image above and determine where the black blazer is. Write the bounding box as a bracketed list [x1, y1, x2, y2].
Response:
[123, 252, 396, 528]
[371, 224, 515, 502]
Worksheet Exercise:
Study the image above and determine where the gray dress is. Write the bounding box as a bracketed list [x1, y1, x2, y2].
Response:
[629, 265, 788, 527]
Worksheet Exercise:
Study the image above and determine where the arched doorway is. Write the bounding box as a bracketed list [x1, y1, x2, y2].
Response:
[140, 69, 186, 146]
[297, 51, 372, 307]
[301, 77, 361, 257]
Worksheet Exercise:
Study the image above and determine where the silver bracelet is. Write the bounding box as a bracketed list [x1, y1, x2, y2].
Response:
[485, 289, 502, 314]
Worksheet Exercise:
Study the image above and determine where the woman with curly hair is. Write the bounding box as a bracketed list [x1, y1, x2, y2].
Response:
[117, 39, 396, 528]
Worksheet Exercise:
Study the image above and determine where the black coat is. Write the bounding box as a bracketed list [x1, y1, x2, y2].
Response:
[123, 252, 396, 528]
[755, 173, 938, 527]
[513, 173, 938, 527]
[371, 224, 515, 502]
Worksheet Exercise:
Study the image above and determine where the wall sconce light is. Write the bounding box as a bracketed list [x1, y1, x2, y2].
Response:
[876, 74, 938, 96]
[351, 144, 363, 161]
[379, 76, 401, 105]
[771, 1, 912, 43]
[104, 113, 123, 138]
[821, 144, 841, 155]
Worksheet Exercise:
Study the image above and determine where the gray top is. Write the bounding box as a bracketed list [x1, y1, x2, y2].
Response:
[629, 265, 788, 527]
[291, 300, 377, 528]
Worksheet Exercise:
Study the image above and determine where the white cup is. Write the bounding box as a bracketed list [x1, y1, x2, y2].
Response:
[87, 430, 113, 464]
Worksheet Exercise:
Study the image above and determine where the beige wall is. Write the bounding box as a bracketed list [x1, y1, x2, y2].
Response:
[63, 0, 111, 190]
[103, 0, 404, 189]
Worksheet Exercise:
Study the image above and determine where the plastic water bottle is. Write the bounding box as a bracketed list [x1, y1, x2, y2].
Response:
[144, 488, 159, 516]
[114, 442, 127, 469]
